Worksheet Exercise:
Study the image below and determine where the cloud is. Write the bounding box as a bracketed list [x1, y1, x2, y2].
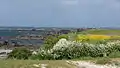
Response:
[107, 0, 120, 10]
[62, 0, 79, 5]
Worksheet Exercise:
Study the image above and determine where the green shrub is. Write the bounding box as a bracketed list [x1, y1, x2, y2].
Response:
[8, 48, 32, 60]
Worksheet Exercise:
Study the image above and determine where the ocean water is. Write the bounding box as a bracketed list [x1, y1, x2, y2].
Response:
[0, 30, 47, 36]
[9, 39, 43, 45]
[0, 30, 20, 36]
[0, 30, 44, 45]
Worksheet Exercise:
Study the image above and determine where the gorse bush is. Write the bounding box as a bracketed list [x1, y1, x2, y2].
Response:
[33, 39, 120, 60]
[8, 48, 32, 59]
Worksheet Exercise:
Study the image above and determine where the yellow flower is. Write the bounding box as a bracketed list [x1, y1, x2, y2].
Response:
[87, 34, 111, 40]
[75, 34, 111, 41]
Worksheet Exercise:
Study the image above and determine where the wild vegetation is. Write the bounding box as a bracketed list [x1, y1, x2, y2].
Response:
[8, 47, 32, 59]
[4, 29, 120, 68]
[7, 29, 120, 59]
[30, 39, 120, 60]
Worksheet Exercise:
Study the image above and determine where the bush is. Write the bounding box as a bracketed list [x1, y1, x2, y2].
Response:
[8, 48, 32, 59]
[34, 39, 120, 60]
[43, 34, 68, 50]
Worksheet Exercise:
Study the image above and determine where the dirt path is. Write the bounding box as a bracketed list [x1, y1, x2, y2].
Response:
[66, 61, 119, 68]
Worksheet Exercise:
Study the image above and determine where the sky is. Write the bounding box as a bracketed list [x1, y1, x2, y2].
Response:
[0, 0, 120, 27]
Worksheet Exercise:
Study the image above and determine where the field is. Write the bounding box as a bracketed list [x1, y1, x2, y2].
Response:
[0, 60, 76, 68]
[80, 29, 120, 35]
[73, 29, 120, 42]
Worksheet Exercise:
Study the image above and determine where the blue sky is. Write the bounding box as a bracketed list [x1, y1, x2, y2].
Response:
[0, 0, 120, 27]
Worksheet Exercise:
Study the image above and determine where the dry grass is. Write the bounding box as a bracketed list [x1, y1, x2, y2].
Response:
[0, 59, 120, 68]
[0, 60, 76, 68]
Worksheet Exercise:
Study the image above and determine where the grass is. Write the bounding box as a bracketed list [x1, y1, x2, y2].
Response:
[0, 58, 120, 68]
[0, 60, 76, 68]
[80, 29, 120, 35]
[68, 29, 120, 42]
[95, 57, 111, 65]
[73, 29, 120, 42]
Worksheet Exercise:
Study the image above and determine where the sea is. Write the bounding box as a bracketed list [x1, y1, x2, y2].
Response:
[0, 27, 76, 45]
[0, 30, 44, 45]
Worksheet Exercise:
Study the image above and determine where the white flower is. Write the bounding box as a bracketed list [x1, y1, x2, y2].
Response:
[53, 38, 73, 50]
[32, 51, 37, 55]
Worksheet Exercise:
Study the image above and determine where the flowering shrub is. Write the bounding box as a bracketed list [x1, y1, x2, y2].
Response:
[43, 34, 68, 50]
[33, 39, 120, 60]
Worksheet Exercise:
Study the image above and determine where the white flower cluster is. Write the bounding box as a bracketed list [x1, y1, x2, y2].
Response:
[38, 39, 120, 59]
[52, 38, 75, 51]
[53, 39, 120, 51]
[107, 40, 120, 46]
